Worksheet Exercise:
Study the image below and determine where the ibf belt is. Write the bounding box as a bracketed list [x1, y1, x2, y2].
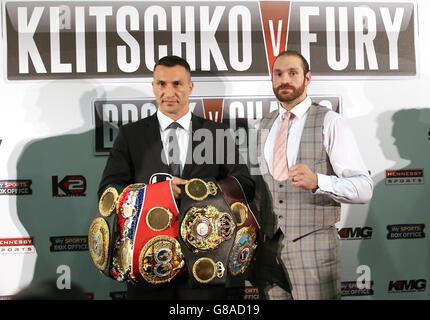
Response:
[179, 177, 237, 287]
[217, 176, 259, 277]
[129, 180, 184, 284]
[89, 184, 126, 278]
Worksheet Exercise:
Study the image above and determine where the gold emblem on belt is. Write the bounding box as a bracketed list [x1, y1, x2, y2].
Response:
[185, 178, 218, 201]
[192, 257, 225, 283]
[146, 207, 173, 232]
[99, 187, 119, 217]
[138, 235, 184, 284]
[88, 217, 110, 271]
[181, 205, 235, 252]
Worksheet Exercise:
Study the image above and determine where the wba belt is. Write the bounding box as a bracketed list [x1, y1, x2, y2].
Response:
[179, 177, 237, 287]
[112, 181, 184, 284]
[217, 176, 259, 279]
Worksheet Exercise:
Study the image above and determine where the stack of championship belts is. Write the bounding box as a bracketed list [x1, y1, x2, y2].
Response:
[88, 177, 258, 288]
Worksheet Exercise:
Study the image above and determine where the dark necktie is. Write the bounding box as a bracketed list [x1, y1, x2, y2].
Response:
[167, 122, 182, 177]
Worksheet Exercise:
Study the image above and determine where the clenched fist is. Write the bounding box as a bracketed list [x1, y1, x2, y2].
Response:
[288, 164, 318, 192]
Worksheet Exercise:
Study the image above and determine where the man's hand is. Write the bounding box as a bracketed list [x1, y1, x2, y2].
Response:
[288, 164, 318, 192]
[171, 176, 188, 199]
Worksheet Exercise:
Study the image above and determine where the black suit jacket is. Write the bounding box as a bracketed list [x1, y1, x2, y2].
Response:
[98, 113, 254, 202]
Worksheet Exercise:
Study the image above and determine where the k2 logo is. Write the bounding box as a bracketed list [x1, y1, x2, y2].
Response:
[52, 175, 86, 197]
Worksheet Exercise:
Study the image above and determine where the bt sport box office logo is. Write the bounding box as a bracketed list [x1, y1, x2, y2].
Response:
[4, 1, 417, 81]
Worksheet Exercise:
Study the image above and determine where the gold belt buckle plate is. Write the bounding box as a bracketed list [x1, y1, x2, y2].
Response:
[138, 235, 185, 284]
[88, 217, 110, 271]
[185, 178, 217, 201]
[99, 187, 119, 217]
[180, 205, 235, 252]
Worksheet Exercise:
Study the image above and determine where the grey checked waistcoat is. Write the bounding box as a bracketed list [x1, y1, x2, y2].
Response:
[255, 103, 340, 241]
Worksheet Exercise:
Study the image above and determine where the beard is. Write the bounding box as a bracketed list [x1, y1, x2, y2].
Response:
[273, 79, 306, 103]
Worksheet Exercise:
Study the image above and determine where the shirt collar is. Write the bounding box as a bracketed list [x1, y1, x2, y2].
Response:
[157, 109, 192, 131]
[278, 96, 312, 120]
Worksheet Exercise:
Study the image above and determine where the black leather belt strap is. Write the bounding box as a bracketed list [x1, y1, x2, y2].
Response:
[178, 177, 237, 288]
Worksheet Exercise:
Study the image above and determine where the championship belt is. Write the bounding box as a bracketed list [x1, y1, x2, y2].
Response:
[89, 184, 127, 278]
[110, 183, 146, 282]
[114, 180, 185, 284]
[179, 177, 237, 287]
[217, 176, 259, 279]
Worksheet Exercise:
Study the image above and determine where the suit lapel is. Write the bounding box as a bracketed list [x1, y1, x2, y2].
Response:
[258, 110, 279, 174]
[181, 114, 201, 178]
[147, 113, 170, 174]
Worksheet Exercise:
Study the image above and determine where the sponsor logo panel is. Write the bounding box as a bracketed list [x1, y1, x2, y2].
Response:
[388, 279, 426, 294]
[52, 175, 86, 197]
[0, 237, 35, 254]
[93, 95, 341, 154]
[110, 291, 128, 300]
[385, 169, 424, 185]
[0, 180, 32, 195]
[49, 236, 88, 252]
[341, 281, 374, 296]
[386, 224, 425, 240]
[243, 287, 260, 300]
[338, 227, 372, 240]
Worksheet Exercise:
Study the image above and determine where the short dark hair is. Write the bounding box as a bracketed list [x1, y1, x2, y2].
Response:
[154, 55, 191, 77]
[273, 50, 310, 75]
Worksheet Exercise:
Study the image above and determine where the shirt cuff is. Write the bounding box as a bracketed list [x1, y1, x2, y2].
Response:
[315, 173, 333, 195]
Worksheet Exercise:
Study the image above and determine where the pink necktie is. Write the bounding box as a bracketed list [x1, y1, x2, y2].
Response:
[273, 111, 292, 181]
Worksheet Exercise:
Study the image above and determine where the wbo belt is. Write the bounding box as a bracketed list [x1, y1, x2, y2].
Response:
[217, 176, 259, 281]
[179, 177, 237, 287]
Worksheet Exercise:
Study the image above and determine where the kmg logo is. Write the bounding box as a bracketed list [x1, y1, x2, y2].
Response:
[388, 279, 426, 293]
[338, 227, 373, 240]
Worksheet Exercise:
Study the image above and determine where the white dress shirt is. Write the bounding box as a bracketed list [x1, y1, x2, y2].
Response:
[157, 109, 191, 174]
[264, 97, 373, 204]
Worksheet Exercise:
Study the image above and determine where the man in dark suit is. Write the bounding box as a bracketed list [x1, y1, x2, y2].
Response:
[98, 55, 254, 299]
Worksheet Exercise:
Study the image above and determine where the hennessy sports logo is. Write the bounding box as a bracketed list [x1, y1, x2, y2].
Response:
[385, 169, 424, 185]
[0, 237, 35, 254]
[341, 281, 374, 297]
[4, 1, 417, 80]
[338, 227, 372, 240]
[52, 175, 86, 197]
[0, 180, 32, 195]
[388, 279, 426, 293]
[387, 224, 425, 240]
